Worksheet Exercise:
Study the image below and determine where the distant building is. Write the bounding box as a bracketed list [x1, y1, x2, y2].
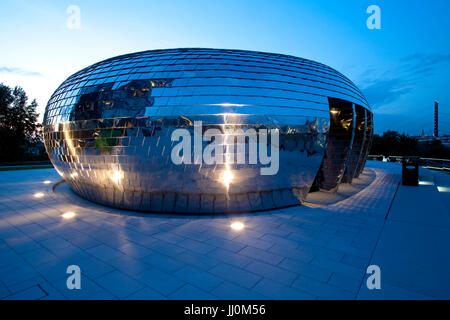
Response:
[412, 134, 450, 146]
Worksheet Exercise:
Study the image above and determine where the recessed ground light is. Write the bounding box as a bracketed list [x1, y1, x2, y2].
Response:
[437, 186, 450, 193]
[61, 212, 76, 219]
[230, 222, 245, 231]
[43, 180, 51, 184]
[419, 181, 434, 186]
[34, 192, 45, 198]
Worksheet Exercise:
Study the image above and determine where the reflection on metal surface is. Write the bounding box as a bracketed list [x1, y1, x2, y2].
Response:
[355, 111, 374, 178]
[342, 105, 366, 183]
[312, 98, 355, 192]
[43, 48, 373, 214]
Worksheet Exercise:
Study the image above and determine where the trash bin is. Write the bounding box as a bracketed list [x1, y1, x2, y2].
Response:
[402, 157, 419, 186]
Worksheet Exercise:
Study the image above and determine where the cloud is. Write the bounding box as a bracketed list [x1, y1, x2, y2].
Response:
[359, 53, 450, 108]
[0, 67, 42, 77]
[362, 78, 412, 106]
[403, 53, 450, 66]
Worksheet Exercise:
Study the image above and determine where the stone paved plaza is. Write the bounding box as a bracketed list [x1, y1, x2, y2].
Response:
[0, 161, 449, 300]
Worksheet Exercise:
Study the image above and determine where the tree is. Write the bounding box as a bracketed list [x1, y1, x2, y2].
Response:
[370, 130, 450, 159]
[0, 83, 44, 161]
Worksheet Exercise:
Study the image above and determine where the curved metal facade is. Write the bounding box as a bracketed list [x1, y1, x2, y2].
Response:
[43, 48, 373, 214]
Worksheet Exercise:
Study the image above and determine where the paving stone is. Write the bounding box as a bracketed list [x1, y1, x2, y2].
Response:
[1, 164, 448, 300]
[149, 240, 186, 256]
[176, 250, 221, 271]
[239, 246, 284, 265]
[173, 266, 223, 291]
[107, 255, 151, 277]
[73, 257, 114, 279]
[20, 247, 58, 267]
[168, 284, 216, 300]
[35, 259, 76, 283]
[0, 281, 11, 299]
[310, 256, 364, 278]
[54, 275, 103, 300]
[118, 242, 153, 258]
[5, 236, 43, 254]
[96, 270, 144, 299]
[86, 244, 126, 262]
[133, 268, 185, 296]
[69, 235, 102, 250]
[341, 252, 369, 270]
[153, 232, 185, 244]
[209, 263, 261, 289]
[278, 258, 332, 282]
[205, 235, 247, 252]
[208, 248, 252, 268]
[126, 286, 167, 300]
[293, 275, 355, 299]
[211, 282, 268, 300]
[141, 251, 185, 273]
[244, 260, 298, 286]
[178, 238, 216, 254]
[89, 290, 118, 300]
[3, 285, 47, 300]
[357, 281, 435, 300]
[39, 236, 72, 252]
[233, 234, 274, 250]
[328, 272, 363, 294]
[253, 278, 315, 300]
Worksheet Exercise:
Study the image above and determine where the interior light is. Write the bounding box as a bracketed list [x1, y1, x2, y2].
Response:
[43, 180, 52, 184]
[34, 192, 45, 198]
[230, 222, 245, 231]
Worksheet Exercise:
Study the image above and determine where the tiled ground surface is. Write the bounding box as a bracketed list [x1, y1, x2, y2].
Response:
[0, 161, 449, 300]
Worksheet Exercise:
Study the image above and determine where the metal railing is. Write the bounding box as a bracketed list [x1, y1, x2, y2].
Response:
[368, 155, 450, 172]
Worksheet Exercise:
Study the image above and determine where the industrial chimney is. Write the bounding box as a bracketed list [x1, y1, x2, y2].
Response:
[434, 101, 439, 137]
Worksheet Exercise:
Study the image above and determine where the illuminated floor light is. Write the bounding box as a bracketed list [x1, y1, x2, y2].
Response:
[34, 192, 45, 198]
[437, 186, 450, 193]
[61, 212, 76, 219]
[419, 181, 434, 186]
[230, 222, 245, 231]
[43, 180, 52, 184]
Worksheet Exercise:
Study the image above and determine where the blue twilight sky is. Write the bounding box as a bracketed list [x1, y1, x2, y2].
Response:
[1, 0, 449, 135]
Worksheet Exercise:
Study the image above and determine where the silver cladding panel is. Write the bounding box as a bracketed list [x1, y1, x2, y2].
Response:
[43, 48, 371, 214]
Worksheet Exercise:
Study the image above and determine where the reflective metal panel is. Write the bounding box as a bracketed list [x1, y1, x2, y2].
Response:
[342, 104, 366, 183]
[355, 111, 374, 178]
[311, 98, 355, 192]
[43, 48, 373, 213]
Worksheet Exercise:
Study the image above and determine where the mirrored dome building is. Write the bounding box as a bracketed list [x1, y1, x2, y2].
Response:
[43, 48, 373, 214]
